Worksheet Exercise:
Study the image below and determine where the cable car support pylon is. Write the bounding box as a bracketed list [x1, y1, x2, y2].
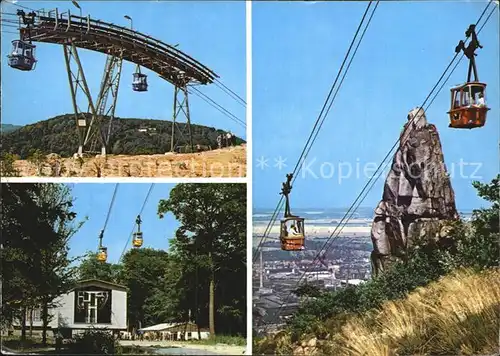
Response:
[171, 73, 194, 153]
[63, 40, 124, 156]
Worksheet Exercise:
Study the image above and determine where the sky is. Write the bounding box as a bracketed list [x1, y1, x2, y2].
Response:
[67, 183, 179, 264]
[252, 1, 499, 211]
[0, 0, 246, 139]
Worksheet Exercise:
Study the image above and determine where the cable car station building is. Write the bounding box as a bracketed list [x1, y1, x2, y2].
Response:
[11, 279, 128, 338]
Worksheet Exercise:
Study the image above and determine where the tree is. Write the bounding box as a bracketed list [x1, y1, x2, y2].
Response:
[0, 151, 20, 177]
[144, 256, 190, 324]
[294, 283, 323, 299]
[448, 175, 499, 269]
[157, 183, 246, 337]
[0, 184, 41, 337]
[27, 149, 46, 176]
[119, 248, 169, 331]
[32, 184, 85, 345]
[77, 252, 122, 283]
[0, 184, 83, 344]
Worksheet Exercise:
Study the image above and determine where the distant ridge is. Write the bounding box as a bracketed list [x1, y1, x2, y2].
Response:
[1, 124, 23, 134]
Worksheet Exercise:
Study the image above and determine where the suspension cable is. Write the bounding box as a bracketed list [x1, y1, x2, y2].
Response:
[214, 79, 246, 106]
[102, 183, 119, 233]
[118, 183, 155, 262]
[253, 1, 378, 263]
[189, 86, 246, 128]
[268, 1, 495, 324]
[96, 183, 119, 251]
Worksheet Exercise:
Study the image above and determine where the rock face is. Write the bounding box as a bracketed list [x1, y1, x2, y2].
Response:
[370, 108, 459, 276]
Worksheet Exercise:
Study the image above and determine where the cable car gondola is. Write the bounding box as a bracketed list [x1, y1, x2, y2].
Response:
[96, 230, 107, 262]
[132, 215, 143, 248]
[132, 65, 148, 92]
[279, 173, 305, 251]
[97, 246, 108, 262]
[8, 11, 37, 71]
[7, 40, 37, 71]
[448, 24, 490, 129]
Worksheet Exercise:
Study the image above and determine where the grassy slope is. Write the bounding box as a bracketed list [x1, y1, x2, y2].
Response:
[259, 268, 500, 355]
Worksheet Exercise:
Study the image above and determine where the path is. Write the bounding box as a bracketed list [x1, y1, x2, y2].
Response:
[119, 340, 246, 355]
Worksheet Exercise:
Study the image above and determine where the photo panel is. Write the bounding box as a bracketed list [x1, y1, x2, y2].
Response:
[252, 1, 499, 354]
[1, 1, 246, 178]
[1, 182, 248, 354]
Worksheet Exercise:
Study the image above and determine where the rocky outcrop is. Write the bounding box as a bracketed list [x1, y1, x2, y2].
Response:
[370, 108, 459, 276]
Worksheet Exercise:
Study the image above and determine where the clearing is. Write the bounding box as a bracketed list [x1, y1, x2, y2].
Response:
[11, 145, 246, 178]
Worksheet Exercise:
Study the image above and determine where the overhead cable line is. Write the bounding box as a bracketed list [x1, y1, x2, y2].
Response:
[0, 12, 23, 16]
[102, 183, 119, 233]
[214, 78, 246, 106]
[189, 86, 246, 127]
[311, 0, 495, 273]
[427, 3, 497, 109]
[269, 1, 495, 324]
[96, 183, 119, 252]
[118, 183, 155, 262]
[252, 0, 378, 264]
[0, 18, 21, 23]
[13, 3, 37, 12]
[0, 22, 19, 28]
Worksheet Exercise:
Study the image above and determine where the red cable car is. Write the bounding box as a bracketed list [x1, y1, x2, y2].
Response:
[448, 82, 489, 129]
[280, 216, 305, 251]
[279, 173, 306, 251]
[447, 24, 490, 129]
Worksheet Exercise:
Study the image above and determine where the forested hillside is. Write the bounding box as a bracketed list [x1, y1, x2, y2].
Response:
[1, 114, 245, 158]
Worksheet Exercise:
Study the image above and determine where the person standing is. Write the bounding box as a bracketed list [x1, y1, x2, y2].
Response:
[217, 134, 222, 149]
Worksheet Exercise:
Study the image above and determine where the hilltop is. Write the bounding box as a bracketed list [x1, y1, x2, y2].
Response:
[1, 124, 23, 134]
[1, 114, 245, 158]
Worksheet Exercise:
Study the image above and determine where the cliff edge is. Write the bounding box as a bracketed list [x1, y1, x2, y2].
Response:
[371, 108, 459, 276]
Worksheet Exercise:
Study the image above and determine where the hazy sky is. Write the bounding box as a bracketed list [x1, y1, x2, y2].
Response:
[1, 1, 246, 138]
[252, 1, 499, 211]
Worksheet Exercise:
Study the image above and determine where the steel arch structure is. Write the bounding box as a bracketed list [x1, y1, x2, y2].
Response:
[14, 8, 219, 156]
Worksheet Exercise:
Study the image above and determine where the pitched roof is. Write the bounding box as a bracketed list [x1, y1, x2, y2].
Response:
[70, 279, 128, 292]
[138, 322, 200, 332]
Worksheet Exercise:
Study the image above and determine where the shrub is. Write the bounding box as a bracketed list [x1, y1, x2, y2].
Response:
[66, 328, 119, 354]
[0, 151, 20, 177]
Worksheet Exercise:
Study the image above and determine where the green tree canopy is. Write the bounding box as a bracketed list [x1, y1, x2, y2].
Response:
[119, 248, 169, 330]
[77, 252, 122, 283]
[0, 183, 83, 344]
[157, 183, 246, 336]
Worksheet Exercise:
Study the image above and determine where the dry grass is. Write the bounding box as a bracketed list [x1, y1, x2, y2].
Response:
[10, 145, 246, 178]
[337, 268, 500, 356]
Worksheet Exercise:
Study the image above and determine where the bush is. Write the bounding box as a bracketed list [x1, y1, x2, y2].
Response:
[0, 151, 20, 177]
[66, 328, 119, 354]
